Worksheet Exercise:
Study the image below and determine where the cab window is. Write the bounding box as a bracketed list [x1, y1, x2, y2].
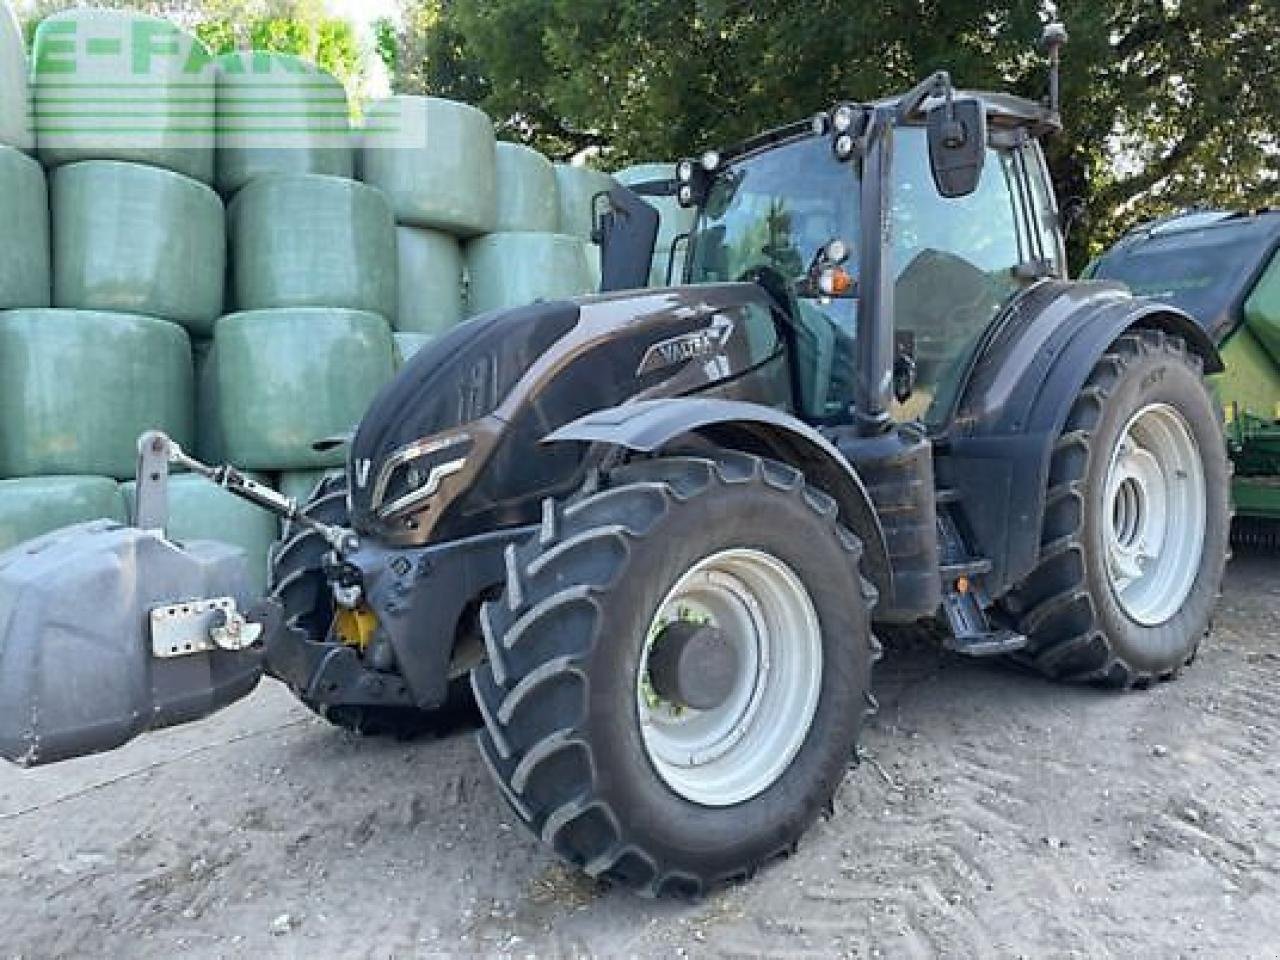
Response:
[890, 125, 1029, 425]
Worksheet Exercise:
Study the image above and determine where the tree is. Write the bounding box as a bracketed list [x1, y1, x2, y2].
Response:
[391, 0, 1279, 268]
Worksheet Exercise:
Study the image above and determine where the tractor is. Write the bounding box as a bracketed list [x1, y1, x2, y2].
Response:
[1084, 209, 1280, 549]
[0, 26, 1231, 895]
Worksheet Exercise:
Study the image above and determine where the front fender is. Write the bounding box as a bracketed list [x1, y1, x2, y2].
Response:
[544, 398, 893, 598]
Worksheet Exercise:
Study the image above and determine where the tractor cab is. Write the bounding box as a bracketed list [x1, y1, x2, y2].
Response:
[670, 93, 1067, 428]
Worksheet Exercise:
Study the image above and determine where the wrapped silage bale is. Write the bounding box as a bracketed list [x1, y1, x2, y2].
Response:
[554, 163, 616, 241]
[465, 232, 594, 316]
[214, 51, 354, 196]
[582, 241, 602, 291]
[120, 474, 279, 593]
[396, 226, 463, 334]
[52, 161, 225, 334]
[31, 10, 215, 184]
[494, 142, 558, 233]
[193, 339, 224, 463]
[0, 1, 33, 149]
[360, 96, 497, 237]
[0, 148, 50, 309]
[394, 332, 433, 366]
[215, 308, 395, 470]
[229, 174, 396, 320]
[0, 477, 127, 554]
[0, 309, 194, 479]
[277, 468, 343, 506]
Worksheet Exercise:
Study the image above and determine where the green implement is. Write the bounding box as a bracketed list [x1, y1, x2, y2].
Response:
[1088, 210, 1280, 544]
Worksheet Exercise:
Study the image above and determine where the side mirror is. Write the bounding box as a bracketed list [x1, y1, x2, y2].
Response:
[597, 184, 660, 293]
[926, 96, 987, 198]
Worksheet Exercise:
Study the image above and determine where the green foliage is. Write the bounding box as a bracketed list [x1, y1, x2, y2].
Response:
[391, 0, 490, 107]
[371, 15, 398, 76]
[392, 0, 1279, 271]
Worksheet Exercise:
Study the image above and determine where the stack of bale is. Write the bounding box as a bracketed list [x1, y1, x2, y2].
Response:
[217, 49, 397, 510]
[1, 10, 204, 560]
[22, 10, 282, 590]
[358, 95, 482, 366]
[359, 97, 599, 363]
[615, 163, 697, 286]
[0, 1, 628, 568]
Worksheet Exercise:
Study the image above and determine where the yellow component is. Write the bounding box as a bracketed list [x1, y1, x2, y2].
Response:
[335, 605, 379, 651]
[1224, 403, 1236, 425]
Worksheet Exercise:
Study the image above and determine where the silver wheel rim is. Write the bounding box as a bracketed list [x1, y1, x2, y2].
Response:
[1102, 402, 1206, 625]
[637, 548, 823, 807]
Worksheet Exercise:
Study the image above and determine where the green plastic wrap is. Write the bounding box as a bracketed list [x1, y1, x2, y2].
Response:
[360, 96, 496, 236]
[0, 148, 50, 309]
[396, 226, 463, 334]
[465, 232, 594, 316]
[121, 474, 278, 593]
[394, 331, 433, 366]
[277, 468, 341, 505]
[554, 163, 616, 240]
[192, 338, 224, 463]
[1244, 254, 1280, 366]
[494, 142, 558, 233]
[616, 162, 697, 252]
[32, 10, 215, 184]
[214, 52, 353, 196]
[650, 244, 685, 287]
[0, 476, 127, 553]
[0, 2, 32, 149]
[52, 161, 225, 333]
[214, 308, 395, 470]
[229, 174, 396, 320]
[0, 309, 194, 479]
[583, 240, 602, 291]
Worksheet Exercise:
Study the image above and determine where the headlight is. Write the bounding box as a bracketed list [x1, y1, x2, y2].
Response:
[834, 133, 855, 160]
[371, 432, 473, 520]
[699, 150, 721, 172]
[832, 104, 857, 133]
[678, 184, 694, 207]
[676, 159, 695, 183]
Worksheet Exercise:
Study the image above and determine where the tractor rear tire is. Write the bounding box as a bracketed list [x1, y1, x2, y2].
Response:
[472, 451, 879, 896]
[268, 474, 477, 738]
[1005, 330, 1230, 687]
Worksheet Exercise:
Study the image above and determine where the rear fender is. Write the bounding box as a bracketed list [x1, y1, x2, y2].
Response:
[944, 280, 1223, 594]
[544, 398, 893, 599]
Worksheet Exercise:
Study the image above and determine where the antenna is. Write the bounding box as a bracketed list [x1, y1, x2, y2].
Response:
[1040, 22, 1069, 117]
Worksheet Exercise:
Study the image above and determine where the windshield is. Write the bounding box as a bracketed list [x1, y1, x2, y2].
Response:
[687, 136, 859, 420]
[1092, 231, 1263, 329]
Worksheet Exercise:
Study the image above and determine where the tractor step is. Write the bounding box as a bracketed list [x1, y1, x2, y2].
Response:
[939, 558, 993, 580]
[943, 628, 1029, 656]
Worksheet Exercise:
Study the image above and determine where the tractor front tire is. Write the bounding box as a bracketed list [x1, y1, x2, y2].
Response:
[472, 451, 879, 896]
[1006, 330, 1230, 686]
[268, 475, 476, 738]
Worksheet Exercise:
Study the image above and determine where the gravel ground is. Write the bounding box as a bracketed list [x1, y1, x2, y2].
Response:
[1, 554, 1276, 960]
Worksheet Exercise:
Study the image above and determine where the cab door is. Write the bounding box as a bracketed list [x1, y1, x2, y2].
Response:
[887, 125, 1044, 425]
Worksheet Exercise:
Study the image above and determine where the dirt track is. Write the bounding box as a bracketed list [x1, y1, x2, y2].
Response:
[1, 554, 1276, 959]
